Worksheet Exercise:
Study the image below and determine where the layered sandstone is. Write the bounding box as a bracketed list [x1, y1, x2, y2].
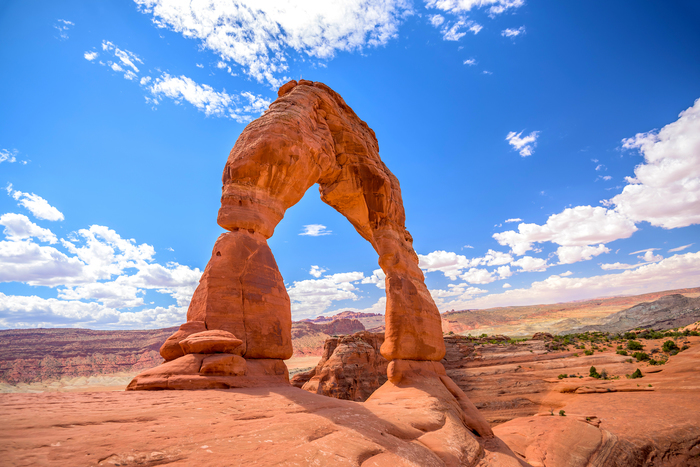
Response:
[165, 79, 444, 366]
[292, 331, 389, 401]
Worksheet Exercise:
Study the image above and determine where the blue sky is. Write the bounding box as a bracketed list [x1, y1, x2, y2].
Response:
[1, 0, 699, 329]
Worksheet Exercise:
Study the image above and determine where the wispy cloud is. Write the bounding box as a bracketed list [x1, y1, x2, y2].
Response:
[463, 58, 477, 66]
[85, 40, 271, 122]
[504, 218, 522, 223]
[6, 184, 64, 221]
[501, 26, 525, 38]
[669, 243, 693, 253]
[54, 19, 73, 40]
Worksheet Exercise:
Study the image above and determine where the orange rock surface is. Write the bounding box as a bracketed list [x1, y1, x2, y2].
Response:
[161, 79, 445, 367]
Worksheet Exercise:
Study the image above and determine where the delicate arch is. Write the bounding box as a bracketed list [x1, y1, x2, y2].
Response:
[164, 80, 445, 363]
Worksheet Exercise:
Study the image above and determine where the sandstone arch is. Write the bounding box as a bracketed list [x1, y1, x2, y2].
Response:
[160, 79, 445, 365]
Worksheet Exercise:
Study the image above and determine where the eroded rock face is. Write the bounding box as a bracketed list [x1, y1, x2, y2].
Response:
[293, 331, 389, 401]
[210, 79, 443, 362]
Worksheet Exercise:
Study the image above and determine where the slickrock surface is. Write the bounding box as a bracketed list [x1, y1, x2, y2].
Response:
[0, 382, 525, 467]
[292, 331, 388, 401]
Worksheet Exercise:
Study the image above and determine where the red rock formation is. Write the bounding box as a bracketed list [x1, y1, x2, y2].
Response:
[293, 331, 388, 401]
[170, 79, 445, 363]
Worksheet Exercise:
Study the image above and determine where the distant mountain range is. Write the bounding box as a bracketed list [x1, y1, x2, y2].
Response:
[564, 294, 700, 334]
[2, 287, 699, 387]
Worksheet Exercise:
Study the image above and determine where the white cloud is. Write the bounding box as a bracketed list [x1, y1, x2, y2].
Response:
[84, 51, 99, 61]
[0, 149, 17, 164]
[111, 62, 124, 72]
[506, 130, 539, 157]
[638, 250, 663, 263]
[309, 265, 327, 278]
[0, 213, 57, 244]
[605, 98, 700, 229]
[496, 265, 512, 279]
[669, 243, 693, 253]
[510, 255, 548, 272]
[482, 249, 513, 266]
[629, 247, 660, 255]
[361, 268, 386, 289]
[600, 262, 643, 271]
[504, 218, 522, 223]
[6, 185, 64, 221]
[425, 0, 525, 16]
[482, 70, 493, 75]
[0, 292, 187, 329]
[459, 267, 496, 284]
[430, 14, 445, 26]
[437, 251, 700, 311]
[602, 175, 612, 181]
[287, 271, 365, 319]
[556, 244, 610, 264]
[493, 206, 637, 256]
[431, 15, 483, 42]
[146, 73, 271, 122]
[463, 58, 476, 66]
[501, 26, 525, 37]
[134, 0, 413, 87]
[559, 271, 573, 277]
[299, 224, 332, 236]
[54, 19, 74, 40]
[502, 283, 511, 288]
[195, 63, 203, 68]
[419, 250, 479, 280]
[0, 240, 86, 287]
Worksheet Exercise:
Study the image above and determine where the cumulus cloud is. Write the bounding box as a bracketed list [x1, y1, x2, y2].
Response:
[493, 206, 637, 256]
[0, 213, 57, 244]
[556, 244, 610, 265]
[361, 268, 386, 289]
[84, 51, 99, 61]
[418, 248, 513, 280]
[502, 283, 511, 288]
[437, 251, 700, 311]
[309, 265, 327, 278]
[460, 267, 496, 284]
[134, 0, 413, 87]
[6, 184, 64, 221]
[506, 130, 539, 157]
[299, 224, 332, 236]
[501, 26, 525, 37]
[605, 98, 700, 229]
[286, 271, 366, 319]
[510, 255, 548, 272]
[463, 58, 477, 66]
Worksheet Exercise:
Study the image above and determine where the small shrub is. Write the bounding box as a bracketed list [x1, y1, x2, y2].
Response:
[616, 350, 628, 356]
[599, 369, 608, 379]
[632, 352, 649, 361]
[558, 374, 567, 379]
[662, 340, 679, 353]
[573, 353, 579, 357]
[630, 368, 643, 379]
[584, 349, 594, 356]
[589, 366, 600, 378]
[559, 410, 566, 416]
[627, 340, 644, 351]
[681, 344, 690, 351]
